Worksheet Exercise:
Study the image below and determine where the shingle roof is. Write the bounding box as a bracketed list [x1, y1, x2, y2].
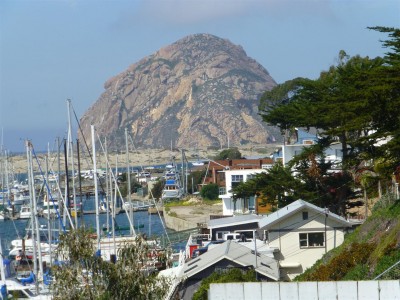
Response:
[180, 240, 279, 281]
[208, 214, 264, 229]
[258, 199, 352, 229]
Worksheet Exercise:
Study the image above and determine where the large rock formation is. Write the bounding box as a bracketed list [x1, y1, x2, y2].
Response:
[79, 33, 280, 151]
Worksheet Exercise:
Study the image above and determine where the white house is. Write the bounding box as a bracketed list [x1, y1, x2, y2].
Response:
[258, 200, 353, 280]
[278, 128, 343, 169]
[219, 168, 267, 215]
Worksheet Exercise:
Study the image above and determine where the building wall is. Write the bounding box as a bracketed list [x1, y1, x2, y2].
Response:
[220, 169, 266, 215]
[209, 281, 400, 300]
[261, 210, 346, 280]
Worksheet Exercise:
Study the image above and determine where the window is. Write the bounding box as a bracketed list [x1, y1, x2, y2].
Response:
[247, 174, 256, 180]
[302, 211, 308, 220]
[248, 196, 255, 212]
[231, 174, 243, 188]
[236, 230, 255, 240]
[299, 232, 324, 248]
[216, 231, 230, 240]
[219, 187, 226, 195]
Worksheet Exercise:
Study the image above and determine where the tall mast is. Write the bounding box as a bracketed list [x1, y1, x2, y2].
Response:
[125, 128, 133, 236]
[45, 146, 52, 266]
[91, 125, 100, 252]
[26, 141, 43, 294]
[76, 139, 83, 227]
[67, 99, 78, 227]
[104, 137, 109, 233]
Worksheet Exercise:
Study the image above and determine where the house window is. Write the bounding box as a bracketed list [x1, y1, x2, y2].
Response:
[231, 175, 243, 188]
[216, 231, 230, 240]
[299, 232, 324, 248]
[219, 187, 226, 195]
[247, 174, 256, 180]
[248, 196, 255, 212]
[302, 211, 308, 220]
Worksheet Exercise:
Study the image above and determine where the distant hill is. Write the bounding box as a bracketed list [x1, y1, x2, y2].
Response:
[79, 33, 280, 151]
[296, 195, 400, 281]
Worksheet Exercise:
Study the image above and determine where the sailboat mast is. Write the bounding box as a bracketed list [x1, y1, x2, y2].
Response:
[26, 141, 43, 294]
[63, 139, 69, 227]
[67, 99, 78, 227]
[125, 129, 133, 236]
[91, 125, 101, 251]
[45, 147, 52, 266]
[26, 141, 37, 291]
[76, 139, 83, 227]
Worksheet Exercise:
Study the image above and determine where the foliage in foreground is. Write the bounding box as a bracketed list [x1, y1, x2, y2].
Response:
[52, 228, 170, 300]
[192, 268, 257, 300]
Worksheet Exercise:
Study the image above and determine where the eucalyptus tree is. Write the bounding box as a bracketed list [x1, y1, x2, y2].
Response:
[51, 228, 170, 300]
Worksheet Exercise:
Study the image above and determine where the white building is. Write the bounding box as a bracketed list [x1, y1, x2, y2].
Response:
[258, 200, 353, 280]
[219, 169, 267, 216]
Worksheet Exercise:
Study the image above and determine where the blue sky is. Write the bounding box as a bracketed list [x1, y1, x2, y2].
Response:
[1, 0, 399, 152]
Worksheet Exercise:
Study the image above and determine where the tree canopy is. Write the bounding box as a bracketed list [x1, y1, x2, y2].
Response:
[51, 229, 170, 299]
[245, 27, 400, 214]
[214, 148, 242, 160]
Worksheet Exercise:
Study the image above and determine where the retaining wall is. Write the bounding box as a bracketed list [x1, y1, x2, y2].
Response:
[163, 209, 197, 231]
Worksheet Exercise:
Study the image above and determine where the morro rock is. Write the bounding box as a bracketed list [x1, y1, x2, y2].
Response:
[79, 33, 279, 150]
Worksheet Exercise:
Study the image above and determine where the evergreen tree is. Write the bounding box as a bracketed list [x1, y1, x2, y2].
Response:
[214, 148, 242, 160]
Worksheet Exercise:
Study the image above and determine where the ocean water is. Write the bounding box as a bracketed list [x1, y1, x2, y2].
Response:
[0, 197, 175, 256]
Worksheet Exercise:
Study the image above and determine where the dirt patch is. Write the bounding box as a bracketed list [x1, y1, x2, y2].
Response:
[167, 204, 223, 225]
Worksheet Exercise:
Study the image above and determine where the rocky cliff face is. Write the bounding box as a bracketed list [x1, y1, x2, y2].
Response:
[79, 34, 280, 150]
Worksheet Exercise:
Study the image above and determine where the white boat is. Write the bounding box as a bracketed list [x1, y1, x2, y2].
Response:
[19, 205, 32, 219]
[42, 204, 57, 219]
[161, 163, 183, 200]
[2, 278, 51, 299]
[12, 191, 30, 205]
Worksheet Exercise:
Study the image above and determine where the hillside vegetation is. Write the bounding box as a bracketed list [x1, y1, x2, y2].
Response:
[297, 193, 400, 281]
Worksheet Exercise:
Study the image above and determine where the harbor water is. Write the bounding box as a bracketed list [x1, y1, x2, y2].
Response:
[0, 196, 180, 256]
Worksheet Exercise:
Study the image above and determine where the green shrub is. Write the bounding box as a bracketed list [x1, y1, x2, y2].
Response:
[200, 183, 219, 200]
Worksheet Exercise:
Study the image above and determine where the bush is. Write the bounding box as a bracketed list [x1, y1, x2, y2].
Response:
[200, 183, 219, 200]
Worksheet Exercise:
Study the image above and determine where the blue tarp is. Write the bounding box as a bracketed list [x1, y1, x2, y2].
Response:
[0, 284, 7, 299]
[20, 271, 35, 285]
[3, 259, 11, 278]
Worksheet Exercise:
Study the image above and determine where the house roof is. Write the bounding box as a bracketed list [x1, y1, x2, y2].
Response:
[180, 240, 279, 281]
[208, 214, 264, 229]
[258, 199, 352, 229]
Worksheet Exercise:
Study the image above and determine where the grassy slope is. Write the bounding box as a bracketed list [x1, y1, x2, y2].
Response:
[296, 197, 400, 281]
